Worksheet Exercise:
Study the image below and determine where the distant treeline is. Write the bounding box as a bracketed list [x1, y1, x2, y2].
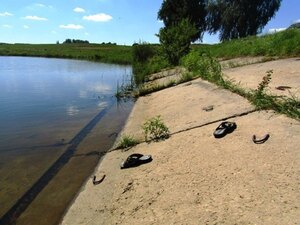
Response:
[61, 39, 118, 45]
[63, 39, 89, 44]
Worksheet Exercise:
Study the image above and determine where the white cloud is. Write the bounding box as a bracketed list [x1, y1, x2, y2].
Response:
[74, 7, 85, 13]
[59, 24, 84, 29]
[83, 13, 112, 22]
[23, 15, 48, 21]
[293, 19, 300, 24]
[27, 3, 53, 10]
[0, 12, 13, 16]
[267, 28, 286, 34]
[23, 25, 30, 29]
[35, 3, 46, 7]
[2, 24, 12, 28]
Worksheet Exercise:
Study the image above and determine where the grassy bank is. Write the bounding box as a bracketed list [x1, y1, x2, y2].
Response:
[196, 29, 300, 59]
[0, 43, 132, 65]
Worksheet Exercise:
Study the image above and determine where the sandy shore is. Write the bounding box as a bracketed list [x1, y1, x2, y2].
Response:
[61, 58, 300, 225]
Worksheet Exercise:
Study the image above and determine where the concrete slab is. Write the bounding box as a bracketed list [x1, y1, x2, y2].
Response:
[223, 58, 300, 99]
[61, 110, 300, 225]
[220, 56, 266, 69]
[122, 78, 254, 142]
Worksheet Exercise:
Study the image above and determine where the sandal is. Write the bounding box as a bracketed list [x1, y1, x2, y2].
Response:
[120, 154, 152, 169]
[213, 121, 237, 138]
[93, 175, 106, 185]
[252, 134, 270, 144]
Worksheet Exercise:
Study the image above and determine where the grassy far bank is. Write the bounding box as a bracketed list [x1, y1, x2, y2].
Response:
[1, 29, 299, 70]
[0, 43, 132, 65]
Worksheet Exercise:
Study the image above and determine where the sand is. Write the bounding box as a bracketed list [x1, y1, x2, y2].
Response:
[61, 58, 300, 225]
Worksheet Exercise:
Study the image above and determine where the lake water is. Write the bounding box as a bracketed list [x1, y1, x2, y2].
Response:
[0, 57, 133, 224]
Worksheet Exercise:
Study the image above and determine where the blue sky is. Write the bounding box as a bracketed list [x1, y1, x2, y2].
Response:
[0, 0, 299, 45]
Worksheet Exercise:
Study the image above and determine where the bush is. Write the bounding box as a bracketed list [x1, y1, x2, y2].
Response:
[142, 116, 170, 141]
[181, 50, 223, 84]
[132, 45, 170, 85]
[117, 135, 139, 149]
[132, 42, 155, 63]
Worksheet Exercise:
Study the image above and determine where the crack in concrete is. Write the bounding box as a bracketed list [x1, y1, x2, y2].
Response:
[110, 109, 257, 152]
[171, 109, 257, 136]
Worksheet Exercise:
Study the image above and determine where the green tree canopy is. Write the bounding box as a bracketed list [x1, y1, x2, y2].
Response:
[158, 19, 198, 65]
[158, 0, 207, 42]
[207, 0, 282, 41]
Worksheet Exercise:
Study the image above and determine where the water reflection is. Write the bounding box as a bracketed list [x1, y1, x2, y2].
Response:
[66, 105, 80, 116]
[0, 56, 132, 151]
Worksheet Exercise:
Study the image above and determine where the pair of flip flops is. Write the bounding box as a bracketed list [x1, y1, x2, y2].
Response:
[213, 121, 270, 144]
[213, 121, 237, 138]
[120, 153, 152, 169]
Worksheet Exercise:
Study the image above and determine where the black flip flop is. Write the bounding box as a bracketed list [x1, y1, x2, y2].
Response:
[252, 134, 270, 144]
[213, 121, 237, 138]
[93, 175, 106, 185]
[120, 153, 152, 169]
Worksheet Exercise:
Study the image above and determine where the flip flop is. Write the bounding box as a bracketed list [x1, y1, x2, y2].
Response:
[213, 121, 237, 138]
[252, 134, 270, 144]
[93, 175, 106, 185]
[120, 153, 152, 169]
[275, 86, 291, 91]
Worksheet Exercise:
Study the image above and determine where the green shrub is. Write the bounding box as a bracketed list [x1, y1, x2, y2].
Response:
[132, 42, 155, 63]
[181, 51, 223, 84]
[133, 54, 170, 85]
[142, 116, 170, 141]
[132, 43, 170, 85]
[117, 135, 139, 149]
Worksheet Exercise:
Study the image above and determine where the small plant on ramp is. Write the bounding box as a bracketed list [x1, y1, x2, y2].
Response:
[142, 116, 170, 141]
[117, 135, 139, 149]
[251, 70, 274, 109]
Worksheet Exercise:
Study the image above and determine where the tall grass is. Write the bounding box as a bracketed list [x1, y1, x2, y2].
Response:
[195, 29, 300, 59]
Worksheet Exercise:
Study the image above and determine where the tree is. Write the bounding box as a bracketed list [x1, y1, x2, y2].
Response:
[158, 19, 198, 65]
[63, 39, 89, 44]
[158, 0, 207, 42]
[207, 0, 282, 41]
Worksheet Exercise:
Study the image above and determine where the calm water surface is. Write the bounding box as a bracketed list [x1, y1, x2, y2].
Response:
[0, 56, 133, 223]
[0, 56, 131, 151]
